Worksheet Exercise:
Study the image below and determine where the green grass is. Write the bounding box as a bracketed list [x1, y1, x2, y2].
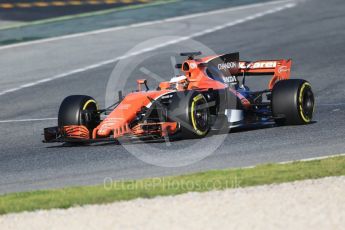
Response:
[0, 155, 344, 215]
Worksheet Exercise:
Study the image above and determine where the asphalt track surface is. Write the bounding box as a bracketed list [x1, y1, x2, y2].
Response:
[0, 0, 345, 194]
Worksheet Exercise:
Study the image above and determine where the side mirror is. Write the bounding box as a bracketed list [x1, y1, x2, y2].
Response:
[136, 79, 149, 91]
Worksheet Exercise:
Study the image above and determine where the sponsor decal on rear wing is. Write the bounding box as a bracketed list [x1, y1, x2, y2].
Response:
[239, 59, 292, 89]
[239, 61, 278, 69]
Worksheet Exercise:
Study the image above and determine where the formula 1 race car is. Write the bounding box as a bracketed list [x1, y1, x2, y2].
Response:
[43, 52, 315, 143]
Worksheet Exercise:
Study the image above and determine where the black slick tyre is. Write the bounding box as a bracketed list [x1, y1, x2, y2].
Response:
[272, 79, 314, 125]
[168, 91, 210, 138]
[58, 95, 99, 132]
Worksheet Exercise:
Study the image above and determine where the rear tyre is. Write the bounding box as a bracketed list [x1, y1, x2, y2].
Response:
[58, 95, 100, 132]
[168, 91, 210, 139]
[272, 79, 314, 125]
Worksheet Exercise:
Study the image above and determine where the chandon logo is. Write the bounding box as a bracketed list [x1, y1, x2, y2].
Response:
[218, 62, 237, 70]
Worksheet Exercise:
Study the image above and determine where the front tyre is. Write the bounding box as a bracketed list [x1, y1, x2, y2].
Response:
[58, 95, 100, 132]
[272, 79, 314, 125]
[168, 91, 210, 139]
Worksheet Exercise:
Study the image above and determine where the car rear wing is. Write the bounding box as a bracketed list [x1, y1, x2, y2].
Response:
[238, 59, 292, 89]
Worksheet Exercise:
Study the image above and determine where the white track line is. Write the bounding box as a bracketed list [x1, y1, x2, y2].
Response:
[0, 1, 296, 97]
[0, 0, 294, 51]
[0, 118, 56, 123]
[242, 153, 345, 169]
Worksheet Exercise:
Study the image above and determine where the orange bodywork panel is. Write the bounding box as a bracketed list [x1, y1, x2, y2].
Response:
[92, 90, 176, 139]
[62, 125, 89, 139]
[131, 122, 178, 137]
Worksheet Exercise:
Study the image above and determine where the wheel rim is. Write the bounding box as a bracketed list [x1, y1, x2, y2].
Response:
[191, 96, 209, 134]
[80, 100, 98, 128]
[300, 84, 314, 122]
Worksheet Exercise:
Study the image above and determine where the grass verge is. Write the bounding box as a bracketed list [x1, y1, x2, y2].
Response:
[0, 155, 344, 215]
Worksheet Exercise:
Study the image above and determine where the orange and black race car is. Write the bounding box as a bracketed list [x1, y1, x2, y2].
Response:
[43, 52, 315, 144]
